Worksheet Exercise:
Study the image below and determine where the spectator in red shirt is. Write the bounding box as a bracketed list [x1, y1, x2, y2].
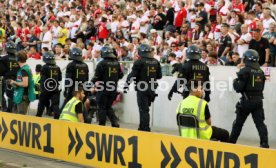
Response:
[16, 22, 23, 41]
[175, 1, 187, 32]
[248, 11, 258, 32]
[98, 16, 109, 42]
[34, 20, 42, 37]
[28, 46, 41, 60]
[48, 11, 56, 22]
[232, 0, 244, 14]
[94, 5, 102, 19]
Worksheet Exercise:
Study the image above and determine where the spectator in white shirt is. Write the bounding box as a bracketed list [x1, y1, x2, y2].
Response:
[51, 20, 61, 46]
[150, 29, 162, 46]
[139, 15, 149, 35]
[41, 26, 53, 51]
[214, 15, 223, 41]
[164, 31, 176, 46]
[218, 0, 229, 20]
[70, 14, 81, 42]
[262, 8, 276, 31]
[111, 15, 119, 34]
[56, 7, 64, 18]
[119, 36, 129, 47]
[128, 14, 140, 41]
[237, 24, 252, 57]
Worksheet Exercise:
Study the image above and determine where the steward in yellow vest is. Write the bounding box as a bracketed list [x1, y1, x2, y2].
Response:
[177, 79, 229, 142]
[33, 64, 42, 99]
[60, 87, 85, 123]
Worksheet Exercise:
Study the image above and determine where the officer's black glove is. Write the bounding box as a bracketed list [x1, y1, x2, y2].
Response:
[168, 90, 173, 101]
[123, 86, 129, 94]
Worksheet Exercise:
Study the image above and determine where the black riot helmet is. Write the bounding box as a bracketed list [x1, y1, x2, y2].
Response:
[6, 41, 16, 54]
[101, 46, 116, 58]
[186, 44, 201, 60]
[138, 44, 152, 58]
[69, 47, 83, 61]
[243, 49, 260, 69]
[43, 51, 56, 65]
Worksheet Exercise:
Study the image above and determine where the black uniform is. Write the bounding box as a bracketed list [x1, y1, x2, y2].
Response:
[1, 54, 20, 112]
[63, 48, 91, 123]
[0, 57, 7, 111]
[64, 61, 89, 102]
[125, 57, 162, 131]
[92, 58, 123, 126]
[169, 60, 211, 101]
[230, 66, 269, 147]
[36, 64, 62, 119]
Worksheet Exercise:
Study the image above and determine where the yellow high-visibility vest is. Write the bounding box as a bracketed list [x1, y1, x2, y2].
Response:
[59, 97, 81, 122]
[177, 95, 212, 139]
[33, 74, 40, 95]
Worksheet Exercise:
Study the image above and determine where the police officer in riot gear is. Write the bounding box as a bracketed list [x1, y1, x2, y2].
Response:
[124, 44, 162, 132]
[36, 51, 62, 119]
[63, 48, 89, 103]
[229, 49, 269, 148]
[168, 45, 210, 102]
[91, 46, 123, 127]
[1, 41, 20, 112]
[63, 47, 90, 123]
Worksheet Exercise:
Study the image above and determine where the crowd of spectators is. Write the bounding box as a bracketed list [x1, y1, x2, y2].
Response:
[0, 0, 276, 68]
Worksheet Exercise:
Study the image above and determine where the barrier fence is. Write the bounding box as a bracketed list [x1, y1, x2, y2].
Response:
[0, 112, 275, 168]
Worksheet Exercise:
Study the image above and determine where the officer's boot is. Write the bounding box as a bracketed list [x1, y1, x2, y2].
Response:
[1, 98, 7, 112]
[259, 124, 269, 148]
[7, 97, 14, 112]
[260, 143, 269, 148]
[260, 137, 269, 148]
[83, 108, 92, 124]
[107, 109, 119, 128]
[229, 119, 244, 144]
[98, 109, 106, 126]
[85, 117, 92, 124]
[46, 106, 52, 116]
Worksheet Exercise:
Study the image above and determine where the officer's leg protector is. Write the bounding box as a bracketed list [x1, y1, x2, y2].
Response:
[251, 103, 269, 148]
[1, 92, 7, 111]
[51, 93, 61, 119]
[96, 92, 108, 126]
[229, 102, 249, 143]
[36, 92, 49, 117]
[83, 107, 92, 124]
[107, 108, 119, 127]
[5, 86, 14, 112]
[137, 92, 150, 132]
[98, 108, 107, 126]
[106, 92, 119, 127]
[1, 79, 7, 111]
